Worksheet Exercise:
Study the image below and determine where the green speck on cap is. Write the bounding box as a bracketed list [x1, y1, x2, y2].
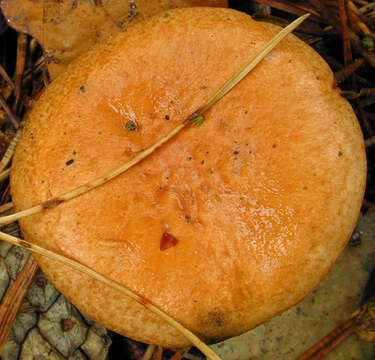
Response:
[125, 121, 138, 131]
[192, 115, 205, 127]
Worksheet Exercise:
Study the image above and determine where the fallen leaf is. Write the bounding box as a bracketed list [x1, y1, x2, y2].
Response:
[0, 0, 227, 79]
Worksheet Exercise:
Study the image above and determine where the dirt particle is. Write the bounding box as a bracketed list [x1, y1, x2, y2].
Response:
[65, 159, 74, 166]
[15, 251, 24, 260]
[36, 276, 47, 288]
[61, 318, 76, 332]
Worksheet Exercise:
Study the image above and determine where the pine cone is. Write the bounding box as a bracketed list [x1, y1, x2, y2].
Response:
[0, 224, 111, 360]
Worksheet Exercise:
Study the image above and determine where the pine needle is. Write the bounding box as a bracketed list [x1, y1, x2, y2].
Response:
[0, 230, 222, 360]
[0, 13, 309, 227]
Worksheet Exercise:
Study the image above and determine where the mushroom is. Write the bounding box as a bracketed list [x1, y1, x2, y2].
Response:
[10, 7, 366, 348]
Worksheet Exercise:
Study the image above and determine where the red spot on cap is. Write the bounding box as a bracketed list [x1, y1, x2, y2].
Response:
[160, 232, 178, 251]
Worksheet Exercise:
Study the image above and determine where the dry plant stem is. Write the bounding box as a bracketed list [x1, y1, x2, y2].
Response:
[0, 93, 20, 129]
[0, 169, 10, 183]
[141, 344, 156, 360]
[0, 255, 38, 354]
[0, 14, 310, 228]
[0, 231, 222, 360]
[0, 124, 23, 173]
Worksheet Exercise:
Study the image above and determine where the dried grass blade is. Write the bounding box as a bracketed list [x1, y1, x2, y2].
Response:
[0, 230, 222, 360]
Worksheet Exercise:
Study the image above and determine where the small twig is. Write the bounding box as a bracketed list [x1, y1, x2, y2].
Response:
[0, 124, 23, 173]
[141, 344, 156, 360]
[0, 255, 38, 354]
[0, 230, 222, 360]
[0, 14, 310, 228]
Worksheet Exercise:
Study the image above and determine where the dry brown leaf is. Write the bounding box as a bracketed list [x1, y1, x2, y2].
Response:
[0, 0, 227, 79]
